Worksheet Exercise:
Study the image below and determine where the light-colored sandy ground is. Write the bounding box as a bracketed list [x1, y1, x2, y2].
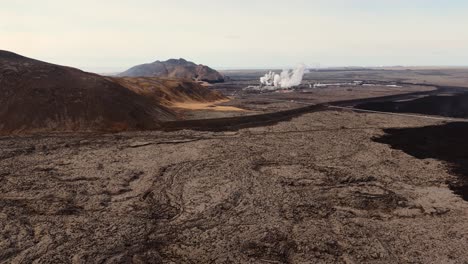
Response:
[1, 110, 467, 263]
[172, 99, 247, 112]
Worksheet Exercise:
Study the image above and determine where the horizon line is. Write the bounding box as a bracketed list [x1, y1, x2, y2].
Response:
[84, 65, 468, 74]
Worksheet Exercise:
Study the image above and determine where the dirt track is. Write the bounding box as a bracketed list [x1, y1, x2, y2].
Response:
[2, 110, 468, 263]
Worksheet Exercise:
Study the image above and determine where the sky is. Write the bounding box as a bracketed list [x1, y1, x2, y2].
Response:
[1, 0, 468, 72]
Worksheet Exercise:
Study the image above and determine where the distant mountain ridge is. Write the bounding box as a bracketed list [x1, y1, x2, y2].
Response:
[118, 58, 225, 83]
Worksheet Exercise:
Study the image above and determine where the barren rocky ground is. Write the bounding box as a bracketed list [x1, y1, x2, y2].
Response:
[2, 110, 468, 263]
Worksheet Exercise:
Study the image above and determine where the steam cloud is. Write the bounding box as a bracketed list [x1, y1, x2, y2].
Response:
[260, 64, 307, 89]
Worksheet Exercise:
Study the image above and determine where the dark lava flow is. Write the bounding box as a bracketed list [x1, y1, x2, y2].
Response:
[355, 86, 468, 119]
[354, 85, 468, 201]
[374, 123, 468, 201]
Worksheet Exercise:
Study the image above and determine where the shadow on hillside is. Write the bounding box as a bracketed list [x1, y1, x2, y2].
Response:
[374, 122, 468, 201]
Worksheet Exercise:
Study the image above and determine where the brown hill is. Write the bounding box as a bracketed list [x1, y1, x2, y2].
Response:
[0, 50, 176, 134]
[114, 77, 227, 107]
[118, 58, 225, 83]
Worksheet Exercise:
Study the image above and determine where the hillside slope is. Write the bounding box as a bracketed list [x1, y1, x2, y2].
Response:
[0, 50, 176, 134]
[114, 77, 227, 107]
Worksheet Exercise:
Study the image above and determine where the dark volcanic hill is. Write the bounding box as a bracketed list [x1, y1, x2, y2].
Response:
[0, 50, 176, 134]
[118, 58, 225, 83]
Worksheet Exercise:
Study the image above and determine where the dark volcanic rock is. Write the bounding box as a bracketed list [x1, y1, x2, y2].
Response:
[0, 50, 176, 134]
[356, 93, 468, 118]
[118, 58, 225, 83]
[375, 122, 468, 201]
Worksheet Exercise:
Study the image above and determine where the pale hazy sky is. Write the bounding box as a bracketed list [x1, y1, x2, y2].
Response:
[1, 0, 468, 71]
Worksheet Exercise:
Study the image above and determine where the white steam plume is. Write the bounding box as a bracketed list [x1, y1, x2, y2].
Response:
[260, 64, 307, 89]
